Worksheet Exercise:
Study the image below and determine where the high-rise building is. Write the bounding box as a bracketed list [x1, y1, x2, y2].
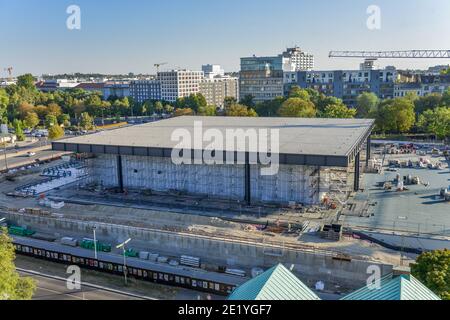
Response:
[199, 76, 239, 108]
[157, 70, 204, 102]
[239, 48, 315, 103]
[239, 55, 287, 103]
[281, 47, 314, 71]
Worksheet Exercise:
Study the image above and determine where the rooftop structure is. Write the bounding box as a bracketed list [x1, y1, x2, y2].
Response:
[53, 116, 374, 167]
[228, 264, 320, 300]
[202, 64, 225, 79]
[341, 268, 441, 300]
[53, 116, 373, 205]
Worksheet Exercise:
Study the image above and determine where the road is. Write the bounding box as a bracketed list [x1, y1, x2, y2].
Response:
[0, 148, 66, 171]
[19, 270, 147, 300]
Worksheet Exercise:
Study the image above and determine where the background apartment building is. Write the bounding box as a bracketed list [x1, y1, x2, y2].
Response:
[284, 67, 397, 107]
[199, 76, 239, 108]
[129, 80, 161, 103]
[394, 74, 450, 97]
[157, 70, 203, 102]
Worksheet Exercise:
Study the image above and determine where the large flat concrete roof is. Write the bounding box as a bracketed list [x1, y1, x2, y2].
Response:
[53, 116, 374, 167]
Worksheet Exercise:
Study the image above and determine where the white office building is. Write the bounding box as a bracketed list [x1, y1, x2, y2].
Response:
[281, 47, 314, 71]
[157, 70, 204, 102]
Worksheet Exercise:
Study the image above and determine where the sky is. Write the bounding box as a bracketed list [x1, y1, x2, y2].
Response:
[1, 0, 450, 76]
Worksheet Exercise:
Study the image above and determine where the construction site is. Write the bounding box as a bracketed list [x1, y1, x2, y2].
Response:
[1, 116, 448, 295]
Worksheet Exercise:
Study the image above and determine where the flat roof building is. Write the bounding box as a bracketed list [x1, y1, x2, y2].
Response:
[53, 116, 374, 206]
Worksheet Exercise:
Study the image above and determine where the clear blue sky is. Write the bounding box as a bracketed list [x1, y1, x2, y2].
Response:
[1, 0, 449, 75]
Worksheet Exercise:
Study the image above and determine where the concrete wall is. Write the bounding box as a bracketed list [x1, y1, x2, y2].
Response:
[5, 212, 393, 291]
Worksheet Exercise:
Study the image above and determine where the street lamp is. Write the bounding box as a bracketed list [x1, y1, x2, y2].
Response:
[116, 238, 131, 285]
[93, 226, 98, 260]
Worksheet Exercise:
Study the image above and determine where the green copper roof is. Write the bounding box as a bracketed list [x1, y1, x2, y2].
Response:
[228, 264, 320, 300]
[341, 273, 441, 300]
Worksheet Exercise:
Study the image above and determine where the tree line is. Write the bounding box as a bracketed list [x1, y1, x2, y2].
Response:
[1, 74, 449, 141]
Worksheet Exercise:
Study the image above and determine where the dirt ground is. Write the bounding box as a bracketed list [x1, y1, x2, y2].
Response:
[1, 160, 404, 266]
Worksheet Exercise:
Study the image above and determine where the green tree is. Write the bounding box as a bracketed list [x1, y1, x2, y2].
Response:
[225, 104, 257, 117]
[23, 112, 40, 129]
[155, 101, 164, 114]
[164, 104, 174, 114]
[414, 93, 443, 114]
[179, 94, 207, 112]
[255, 96, 285, 117]
[417, 107, 450, 139]
[16, 102, 34, 120]
[0, 89, 9, 123]
[305, 88, 322, 106]
[47, 103, 62, 117]
[198, 105, 217, 116]
[442, 88, 450, 107]
[288, 86, 310, 100]
[57, 114, 71, 128]
[142, 100, 155, 115]
[44, 114, 58, 128]
[315, 95, 342, 113]
[13, 119, 25, 141]
[240, 95, 255, 108]
[48, 125, 65, 140]
[0, 227, 36, 300]
[278, 98, 316, 118]
[34, 105, 50, 120]
[224, 97, 237, 109]
[411, 249, 450, 300]
[356, 92, 379, 118]
[440, 67, 450, 75]
[111, 97, 130, 116]
[374, 98, 416, 133]
[173, 108, 194, 116]
[16, 74, 36, 90]
[79, 112, 94, 130]
[322, 103, 356, 118]
[85, 95, 103, 117]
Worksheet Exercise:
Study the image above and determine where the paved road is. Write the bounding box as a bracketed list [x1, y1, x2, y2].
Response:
[1, 149, 65, 171]
[19, 271, 144, 300]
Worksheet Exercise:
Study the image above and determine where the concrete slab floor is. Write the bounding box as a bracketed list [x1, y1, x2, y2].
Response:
[344, 153, 450, 236]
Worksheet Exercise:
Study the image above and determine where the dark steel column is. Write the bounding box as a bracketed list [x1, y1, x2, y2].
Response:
[117, 155, 124, 192]
[366, 135, 371, 166]
[354, 152, 360, 191]
[244, 152, 251, 205]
